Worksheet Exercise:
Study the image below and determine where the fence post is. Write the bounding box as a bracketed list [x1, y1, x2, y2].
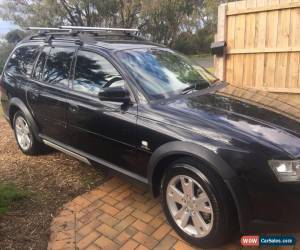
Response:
[214, 3, 227, 81]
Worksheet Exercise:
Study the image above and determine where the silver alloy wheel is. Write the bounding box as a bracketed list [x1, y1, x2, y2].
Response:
[15, 116, 32, 151]
[166, 174, 214, 238]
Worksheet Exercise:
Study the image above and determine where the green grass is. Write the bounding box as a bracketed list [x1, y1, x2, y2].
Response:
[0, 183, 29, 215]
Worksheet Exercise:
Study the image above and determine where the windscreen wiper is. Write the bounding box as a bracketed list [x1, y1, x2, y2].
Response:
[181, 85, 197, 95]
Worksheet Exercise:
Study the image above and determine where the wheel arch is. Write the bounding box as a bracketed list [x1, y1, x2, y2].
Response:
[147, 141, 251, 232]
[147, 141, 236, 195]
[8, 97, 41, 141]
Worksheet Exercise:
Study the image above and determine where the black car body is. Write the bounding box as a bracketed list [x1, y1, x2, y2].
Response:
[1, 29, 300, 247]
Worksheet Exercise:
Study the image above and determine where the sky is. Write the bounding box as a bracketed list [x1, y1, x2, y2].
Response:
[0, 20, 19, 37]
[0, 0, 20, 37]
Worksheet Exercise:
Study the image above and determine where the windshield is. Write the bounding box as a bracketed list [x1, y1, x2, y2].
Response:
[117, 48, 218, 100]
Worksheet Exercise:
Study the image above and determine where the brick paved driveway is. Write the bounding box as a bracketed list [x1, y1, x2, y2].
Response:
[47, 177, 238, 250]
[47, 176, 299, 250]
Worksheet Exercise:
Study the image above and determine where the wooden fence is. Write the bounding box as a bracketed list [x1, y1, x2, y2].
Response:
[214, 0, 300, 94]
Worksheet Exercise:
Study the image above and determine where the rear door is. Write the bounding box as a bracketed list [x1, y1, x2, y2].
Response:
[1, 45, 40, 114]
[28, 45, 76, 142]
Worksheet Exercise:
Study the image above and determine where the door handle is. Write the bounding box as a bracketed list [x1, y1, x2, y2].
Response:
[69, 104, 79, 113]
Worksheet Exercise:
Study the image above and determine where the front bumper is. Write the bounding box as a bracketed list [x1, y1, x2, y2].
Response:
[227, 177, 300, 233]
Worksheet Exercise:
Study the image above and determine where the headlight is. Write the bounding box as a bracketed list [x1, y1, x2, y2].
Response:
[269, 160, 300, 182]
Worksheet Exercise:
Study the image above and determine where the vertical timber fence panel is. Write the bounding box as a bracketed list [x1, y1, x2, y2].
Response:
[214, 0, 300, 94]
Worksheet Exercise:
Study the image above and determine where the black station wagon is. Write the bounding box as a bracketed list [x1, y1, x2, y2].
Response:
[1, 27, 300, 248]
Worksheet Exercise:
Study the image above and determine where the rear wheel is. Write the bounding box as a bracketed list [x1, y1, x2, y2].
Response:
[13, 111, 42, 155]
[161, 157, 236, 248]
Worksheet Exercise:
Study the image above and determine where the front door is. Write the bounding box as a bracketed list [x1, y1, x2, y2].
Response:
[66, 50, 139, 175]
[27, 46, 76, 142]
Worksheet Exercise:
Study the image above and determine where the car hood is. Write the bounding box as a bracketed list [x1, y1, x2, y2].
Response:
[149, 92, 300, 158]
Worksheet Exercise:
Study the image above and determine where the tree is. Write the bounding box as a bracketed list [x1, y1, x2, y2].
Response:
[140, 0, 196, 46]
[5, 29, 27, 44]
[0, 0, 233, 53]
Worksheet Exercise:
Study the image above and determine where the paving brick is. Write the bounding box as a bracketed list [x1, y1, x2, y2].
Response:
[77, 220, 102, 237]
[94, 235, 120, 250]
[115, 231, 132, 245]
[114, 215, 136, 231]
[132, 209, 153, 223]
[85, 244, 100, 250]
[102, 195, 119, 206]
[97, 223, 119, 239]
[120, 239, 139, 250]
[72, 196, 91, 208]
[51, 214, 75, 232]
[133, 232, 158, 249]
[124, 226, 138, 237]
[173, 241, 195, 250]
[135, 245, 149, 250]
[82, 189, 106, 202]
[131, 201, 149, 212]
[115, 189, 133, 201]
[50, 229, 75, 241]
[153, 224, 171, 241]
[100, 203, 119, 216]
[115, 206, 134, 220]
[77, 231, 100, 249]
[147, 204, 162, 216]
[109, 184, 131, 198]
[98, 212, 119, 227]
[131, 220, 155, 235]
[115, 198, 134, 210]
[153, 235, 177, 250]
[169, 230, 181, 240]
[77, 209, 102, 225]
[49, 238, 75, 250]
[149, 217, 164, 229]
[80, 200, 104, 214]
[63, 201, 83, 212]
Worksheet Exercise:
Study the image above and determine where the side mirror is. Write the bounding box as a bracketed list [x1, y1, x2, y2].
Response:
[98, 86, 131, 103]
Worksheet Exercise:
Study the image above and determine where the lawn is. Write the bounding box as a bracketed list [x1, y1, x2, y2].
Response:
[0, 183, 28, 215]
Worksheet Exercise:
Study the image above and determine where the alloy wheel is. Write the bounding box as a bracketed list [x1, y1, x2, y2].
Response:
[166, 174, 214, 238]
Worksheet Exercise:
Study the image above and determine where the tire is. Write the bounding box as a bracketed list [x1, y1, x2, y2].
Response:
[161, 157, 236, 248]
[13, 110, 42, 155]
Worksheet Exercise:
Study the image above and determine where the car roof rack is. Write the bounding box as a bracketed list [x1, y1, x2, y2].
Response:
[60, 26, 139, 33]
[23, 26, 141, 45]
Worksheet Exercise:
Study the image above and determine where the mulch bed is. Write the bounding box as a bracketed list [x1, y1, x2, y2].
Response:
[0, 117, 106, 250]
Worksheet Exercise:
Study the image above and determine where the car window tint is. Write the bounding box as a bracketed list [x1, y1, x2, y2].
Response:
[5, 46, 40, 77]
[32, 47, 50, 80]
[43, 47, 75, 87]
[73, 50, 125, 96]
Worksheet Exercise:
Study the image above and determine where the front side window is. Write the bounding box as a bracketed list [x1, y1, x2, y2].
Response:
[73, 50, 125, 96]
[117, 49, 218, 100]
[5, 46, 40, 77]
[42, 47, 75, 87]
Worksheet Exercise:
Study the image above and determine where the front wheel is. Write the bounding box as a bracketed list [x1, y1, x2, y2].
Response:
[161, 157, 236, 248]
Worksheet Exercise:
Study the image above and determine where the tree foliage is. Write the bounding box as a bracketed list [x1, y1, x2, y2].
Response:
[0, 0, 231, 53]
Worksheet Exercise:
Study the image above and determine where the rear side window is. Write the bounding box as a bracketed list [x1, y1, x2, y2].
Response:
[73, 50, 125, 96]
[5, 46, 40, 77]
[32, 47, 50, 80]
[42, 47, 75, 87]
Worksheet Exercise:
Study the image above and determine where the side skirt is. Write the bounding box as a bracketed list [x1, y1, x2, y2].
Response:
[40, 135, 148, 185]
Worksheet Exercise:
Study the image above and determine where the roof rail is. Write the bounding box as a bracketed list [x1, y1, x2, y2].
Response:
[27, 27, 71, 32]
[60, 26, 139, 32]
[23, 26, 142, 45]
